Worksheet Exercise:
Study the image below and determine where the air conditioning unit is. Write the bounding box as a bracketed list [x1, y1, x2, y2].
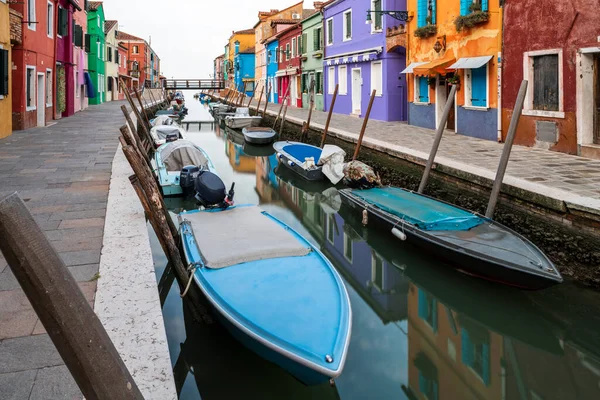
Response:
[292, 13, 300, 19]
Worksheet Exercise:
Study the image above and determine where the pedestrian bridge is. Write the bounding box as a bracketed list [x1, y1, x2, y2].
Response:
[164, 79, 225, 90]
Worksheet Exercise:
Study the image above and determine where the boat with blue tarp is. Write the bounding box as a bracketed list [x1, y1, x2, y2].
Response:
[340, 186, 562, 289]
[178, 204, 352, 385]
[273, 141, 325, 181]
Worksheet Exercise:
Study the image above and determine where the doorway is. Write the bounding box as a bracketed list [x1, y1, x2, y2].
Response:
[290, 76, 297, 106]
[37, 73, 45, 127]
[436, 74, 455, 131]
[352, 68, 362, 115]
[594, 56, 600, 144]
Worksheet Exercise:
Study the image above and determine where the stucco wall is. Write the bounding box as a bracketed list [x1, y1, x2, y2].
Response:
[457, 107, 498, 141]
[408, 102, 435, 129]
[105, 25, 119, 102]
[73, 7, 88, 112]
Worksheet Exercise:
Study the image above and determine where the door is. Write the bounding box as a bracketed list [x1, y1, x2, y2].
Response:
[352, 68, 362, 115]
[594, 56, 600, 144]
[290, 76, 297, 106]
[446, 76, 455, 130]
[37, 74, 45, 127]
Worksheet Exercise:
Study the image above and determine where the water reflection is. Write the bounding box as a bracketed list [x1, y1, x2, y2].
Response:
[152, 92, 600, 400]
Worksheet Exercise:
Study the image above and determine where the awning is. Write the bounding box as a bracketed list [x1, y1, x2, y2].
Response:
[275, 68, 298, 77]
[448, 55, 493, 70]
[400, 62, 428, 74]
[413, 58, 456, 76]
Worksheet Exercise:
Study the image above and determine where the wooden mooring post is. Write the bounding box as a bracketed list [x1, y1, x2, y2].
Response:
[321, 84, 338, 148]
[246, 86, 256, 107]
[262, 83, 271, 117]
[0, 193, 144, 400]
[485, 80, 528, 219]
[134, 89, 152, 129]
[352, 89, 377, 160]
[300, 79, 316, 143]
[273, 84, 291, 130]
[120, 79, 153, 147]
[418, 84, 457, 194]
[255, 86, 265, 117]
[120, 106, 152, 169]
[279, 98, 289, 135]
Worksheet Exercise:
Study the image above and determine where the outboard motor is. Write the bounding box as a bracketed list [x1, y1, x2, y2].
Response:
[166, 132, 179, 143]
[179, 166, 201, 196]
[194, 171, 227, 208]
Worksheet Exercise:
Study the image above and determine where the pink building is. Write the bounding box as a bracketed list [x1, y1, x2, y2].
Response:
[72, 0, 87, 113]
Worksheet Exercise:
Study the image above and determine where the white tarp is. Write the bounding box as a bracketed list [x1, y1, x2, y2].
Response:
[151, 115, 176, 127]
[160, 140, 209, 172]
[318, 145, 346, 184]
[400, 62, 428, 74]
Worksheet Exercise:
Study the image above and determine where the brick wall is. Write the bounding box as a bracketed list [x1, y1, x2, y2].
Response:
[9, 9, 22, 45]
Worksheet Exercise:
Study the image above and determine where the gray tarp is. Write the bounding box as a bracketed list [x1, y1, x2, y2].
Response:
[160, 140, 209, 172]
[151, 125, 185, 142]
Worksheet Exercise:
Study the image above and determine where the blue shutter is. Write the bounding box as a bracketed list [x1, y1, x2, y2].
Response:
[418, 289, 428, 319]
[432, 298, 438, 333]
[419, 78, 429, 103]
[482, 0, 489, 11]
[417, 0, 427, 28]
[482, 342, 490, 386]
[471, 65, 487, 107]
[431, 0, 437, 25]
[461, 328, 473, 366]
[460, 0, 470, 16]
[419, 372, 426, 393]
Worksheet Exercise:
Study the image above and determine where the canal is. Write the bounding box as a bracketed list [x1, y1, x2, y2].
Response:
[149, 91, 600, 399]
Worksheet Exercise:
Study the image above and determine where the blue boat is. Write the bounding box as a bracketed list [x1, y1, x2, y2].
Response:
[273, 141, 325, 181]
[154, 140, 216, 197]
[178, 205, 352, 385]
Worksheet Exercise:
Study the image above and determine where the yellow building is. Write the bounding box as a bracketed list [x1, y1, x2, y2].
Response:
[253, 1, 304, 96]
[404, 0, 502, 141]
[0, 2, 13, 139]
[226, 29, 255, 89]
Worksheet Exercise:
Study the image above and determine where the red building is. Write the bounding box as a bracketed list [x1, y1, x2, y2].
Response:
[118, 43, 132, 95]
[276, 23, 303, 107]
[502, 0, 600, 158]
[117, 31, 161, 88]
[11, 0, 57, 130]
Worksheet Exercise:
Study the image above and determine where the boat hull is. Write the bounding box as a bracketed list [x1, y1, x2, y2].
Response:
[273, 141, 325, 181]
[340, 190, 562, 290]
[243, 128, 277, 145]
[225, 117, 262, 130]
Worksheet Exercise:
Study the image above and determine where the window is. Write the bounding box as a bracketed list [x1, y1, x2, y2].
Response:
[57, 7, 68, 37]
[418, 288, 438, 332]
[338, 65, 347, 95]
[114, 49, 118, 64]
[371, 0, 383, 31]
[0, 48, 8, 97]
[45, 70, 52, 106]
[460, 0, 487, 16]
[274, 46, 278, 63]
[47, 2, 54, 38]
[418, 0, 437, 27]
[327, 215, 335, 244]
[74, 25, 83, 47]
[314, 28, 322, 51]
[97, 42, 101, 60]
[75, 72, 79, 98]
[326, 18, 333, 46]
[107, 47, 112, 62]
[84, 34, 91, 53]
[524, 50, 563, 118]
[328, 67, 335, 94]
[107, 77, 113, 92]
[415, 76, 429, 103]
[466, 65, 487, 107]
[343, 10, 352, 41]
[371, 253, 384, 292]
[371, 61, 383, 96]
[301, 33, 307, 54]
[285, 43, 290, 61]
[461, 328, 491, 385]
[315, 71, 323, 94]
[132, 45, 139, 54]
[301, 74, 307, 93]
[26, 66, 36, 110]
[343, 233, 353, 262]
[292, 38, 296, 58]
[297, 35, 302, 57]
[27, 0, 36, 30]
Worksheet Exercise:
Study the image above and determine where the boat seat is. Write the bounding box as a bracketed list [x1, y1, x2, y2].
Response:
[183, 206, 310, 269]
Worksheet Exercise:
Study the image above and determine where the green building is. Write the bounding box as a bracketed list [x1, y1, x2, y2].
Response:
[87, 2, 106, 105]
[301, 11, 324, 111]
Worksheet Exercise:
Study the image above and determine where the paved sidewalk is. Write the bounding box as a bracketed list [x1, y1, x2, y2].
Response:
[0, 102, 123, 398]
[243, 97, 600, 217]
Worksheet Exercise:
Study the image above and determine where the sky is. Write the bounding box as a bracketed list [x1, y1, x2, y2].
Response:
[100, 0, 311, 79]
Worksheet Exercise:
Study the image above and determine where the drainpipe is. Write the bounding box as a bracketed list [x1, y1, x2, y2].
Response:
[497, 6, 503, 142]
[53, 0, 59, 120]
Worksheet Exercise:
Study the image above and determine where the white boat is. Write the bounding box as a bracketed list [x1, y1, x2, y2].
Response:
[224, 108, 262, 129]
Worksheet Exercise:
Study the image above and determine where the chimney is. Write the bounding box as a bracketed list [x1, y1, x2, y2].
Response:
[314, 2, 323, 10]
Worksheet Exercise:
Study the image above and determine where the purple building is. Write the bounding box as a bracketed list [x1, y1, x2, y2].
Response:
[322, 0, 408, 121]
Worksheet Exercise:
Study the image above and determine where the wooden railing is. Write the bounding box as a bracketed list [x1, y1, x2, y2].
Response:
[164, 79, 225, 90]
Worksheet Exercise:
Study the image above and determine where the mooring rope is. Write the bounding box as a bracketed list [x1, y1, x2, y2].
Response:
[180, 262, 201, 298]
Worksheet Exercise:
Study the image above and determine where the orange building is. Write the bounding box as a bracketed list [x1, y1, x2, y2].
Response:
[225, 29, 255, 88]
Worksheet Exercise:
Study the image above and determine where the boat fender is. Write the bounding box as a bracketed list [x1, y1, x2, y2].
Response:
[287, 160, 295, 167]
[277, 152, 283, 160]
[391, 227, 407, 241]
[362, 209, 368, 225]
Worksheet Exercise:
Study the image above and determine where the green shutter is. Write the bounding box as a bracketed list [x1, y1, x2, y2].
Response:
[345, 12, 352, 39]
[374, 0, 382, 30]
[302, 33, 307, 54]
[0, 49, 8, 96]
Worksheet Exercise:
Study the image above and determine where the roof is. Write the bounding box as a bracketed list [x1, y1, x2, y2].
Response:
[233, 29, 255, 36]
[302, 9, 320, 22]
[104, 20, 117, 34]
[272, 23, 302, 41]
[253, 1, 304, 28]
[116, 31, 144, 42]
[87, 1, 103, 11]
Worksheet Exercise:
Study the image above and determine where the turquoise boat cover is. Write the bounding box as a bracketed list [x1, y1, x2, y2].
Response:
[352, 187, 484, 231]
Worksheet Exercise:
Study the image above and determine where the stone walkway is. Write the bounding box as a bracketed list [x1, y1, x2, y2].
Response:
[242, 97, 600, 218]
[0, 101, 123, 398]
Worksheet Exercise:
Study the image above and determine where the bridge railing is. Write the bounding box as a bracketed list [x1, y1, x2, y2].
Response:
[164, 79, 226, 90]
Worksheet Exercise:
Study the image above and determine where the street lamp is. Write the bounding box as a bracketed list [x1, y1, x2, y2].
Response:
[366, 10, 411, 24]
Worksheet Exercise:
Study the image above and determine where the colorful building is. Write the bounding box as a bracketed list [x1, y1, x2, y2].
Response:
[117, 43, 130, 95]
[226, 29, 255, 89]
[214, 54, 224, 81]
[117, 31, 160, 89]
[301, 7, 324, 111]
[0, 2, 14, 138]
[87, 1, 106, 105]
[11, 0, 57, 129]
[73, 1, 88, 113]
[233, 42, 255, 95]
[223, 43, 230, 86]
[104, 20, 119, 101]
[404, 0, 501, 140]
[503, 0, 600, 157]
[148, 46, 160, 88]
[276, 23, 303, 107]
[323, 0, 408, 121]
[253, 2, 305, 96]
[265, 38, 279, 103]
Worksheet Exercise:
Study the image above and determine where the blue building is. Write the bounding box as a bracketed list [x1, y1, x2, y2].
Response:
[265, 38, 279, 103]
[234, 41, 255, 96]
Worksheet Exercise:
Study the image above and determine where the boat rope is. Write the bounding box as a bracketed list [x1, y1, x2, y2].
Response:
[180, 262, 202, 298]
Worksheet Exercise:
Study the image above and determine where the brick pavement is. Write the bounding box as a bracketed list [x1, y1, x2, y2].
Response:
[0, 101, 126, 399]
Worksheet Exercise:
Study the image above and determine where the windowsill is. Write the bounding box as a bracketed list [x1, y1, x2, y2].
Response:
[414, 101, 430, 106]
[45, 103, 52, 107]
[371, 29, 383, 34]
[463, 105, 489, 111]
[26, 106, 37, 111]
[28, 26, 36, 31]
[326, 43, 333, 47]
[48, 34, 53, 39]
[343, 38, 352, 42]
[522, 109, 565, 119]
[0, 95, 4, 100]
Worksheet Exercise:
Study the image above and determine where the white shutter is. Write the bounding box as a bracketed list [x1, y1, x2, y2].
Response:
[339, 65, 347, 95]
[371, 62, 382, 96]
[328, 67, 335, 94]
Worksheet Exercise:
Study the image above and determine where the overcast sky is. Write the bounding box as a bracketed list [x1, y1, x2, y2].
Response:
[101, 0, 310, 79]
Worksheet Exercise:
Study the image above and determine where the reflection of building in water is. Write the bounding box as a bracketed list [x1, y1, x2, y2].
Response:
[255, 155, 282, 204]
[225, 141, 256, 173]
[323, 213, 409, 324]
[407, 283, 503, 400]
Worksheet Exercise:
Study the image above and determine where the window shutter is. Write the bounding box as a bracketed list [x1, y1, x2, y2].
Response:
[482, 0, 489, 11]
[72, 19, 76, 44]
[533, 54, 559, 111]
[417, 0, 427, 28]
[114, 49, 118, 63]
[59, 8, 68, 36]
[471, 66, 487, 107]
[419, 77, 429, 102]
[461, 329, 473, 366]
[482, 343, 490, 385]
[374, 0, 382, 29]
[345, 12, 352, 38]
[302, 33, 307, 54]
[85, 34, 91, 53]
[431, 0, 437, 25]
[418, 289, 428, 319]
[460, 0, 470, 16]
[0, 49, 8, 96]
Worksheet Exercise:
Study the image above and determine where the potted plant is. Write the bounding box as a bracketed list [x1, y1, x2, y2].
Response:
[414, 24, 437, 39]
[454, 5, 490, 32]
[447, 74, 460, 89]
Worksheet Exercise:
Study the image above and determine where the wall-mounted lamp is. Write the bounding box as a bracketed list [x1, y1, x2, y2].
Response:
[433, 35, 446, 53]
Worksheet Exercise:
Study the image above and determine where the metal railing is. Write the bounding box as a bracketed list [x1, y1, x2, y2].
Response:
[164, 79, 226, 90]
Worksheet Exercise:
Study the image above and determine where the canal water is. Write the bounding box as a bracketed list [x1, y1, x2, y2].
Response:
[149, 91, 600, 399]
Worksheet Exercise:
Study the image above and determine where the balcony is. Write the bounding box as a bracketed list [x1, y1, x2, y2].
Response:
[129, 70, 141, 78]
